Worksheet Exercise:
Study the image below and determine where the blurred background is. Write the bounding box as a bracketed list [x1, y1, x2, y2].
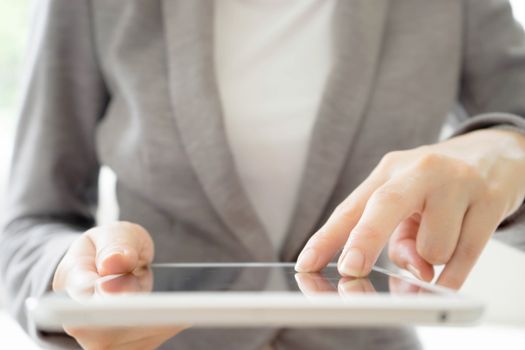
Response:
[0, 0, 29, 311]
[0, 1, 28, 203]
[1, 1, 525, 349]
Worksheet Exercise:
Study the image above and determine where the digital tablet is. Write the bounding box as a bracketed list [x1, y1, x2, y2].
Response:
[27, 263, 484, 331]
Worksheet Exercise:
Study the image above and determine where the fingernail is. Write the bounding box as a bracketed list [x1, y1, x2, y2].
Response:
[407, 264, 423, 280]
[101, 248, 127, 261]
[97, 248, 130, 275]
[339, 248, 365, 276]
[295, 248, 318, 272]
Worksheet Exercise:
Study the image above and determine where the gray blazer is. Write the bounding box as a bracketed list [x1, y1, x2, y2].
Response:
[2, 0, 525, 349]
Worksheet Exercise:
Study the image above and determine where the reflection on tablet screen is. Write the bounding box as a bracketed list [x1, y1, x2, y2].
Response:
[96, 264, 439, 297]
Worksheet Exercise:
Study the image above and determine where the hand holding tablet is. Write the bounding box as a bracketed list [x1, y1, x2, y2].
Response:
[50, 223, 186, 349]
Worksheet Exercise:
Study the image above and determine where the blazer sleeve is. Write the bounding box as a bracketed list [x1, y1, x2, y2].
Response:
[453, 0, 525, 250]
[0, 0, 107, 346]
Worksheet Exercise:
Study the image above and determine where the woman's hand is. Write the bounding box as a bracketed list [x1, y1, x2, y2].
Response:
[295, 129, 525, 290]
[52, 222, 186, 350]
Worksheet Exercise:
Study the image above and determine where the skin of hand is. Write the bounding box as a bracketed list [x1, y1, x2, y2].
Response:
[295, 129, 525, 290]
[52, 222, 187, 350]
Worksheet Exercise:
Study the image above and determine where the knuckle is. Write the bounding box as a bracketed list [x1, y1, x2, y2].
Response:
[415, 153, 444, 171]
[333, 202, 357, 220]
[370, 187, 404, 206]
[450, 161, 480, 183]
[379, 151, 402, 168]
[309, 230, 334, 247]
[352, 223, 383, 245]
[456, 162, 476, 179]
[415, 153, 484, 186]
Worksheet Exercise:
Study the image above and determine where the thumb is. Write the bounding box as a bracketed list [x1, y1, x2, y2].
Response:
[87, 222, 154, 276]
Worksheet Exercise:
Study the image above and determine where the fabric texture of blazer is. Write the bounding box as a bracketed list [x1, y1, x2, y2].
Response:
[2, 0, 525, 348]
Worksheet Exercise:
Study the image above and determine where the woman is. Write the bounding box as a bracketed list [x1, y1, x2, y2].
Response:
[2, 0, 525, 349]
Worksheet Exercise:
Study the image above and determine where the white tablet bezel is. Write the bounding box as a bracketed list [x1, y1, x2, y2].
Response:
[27, 263, 484, 331]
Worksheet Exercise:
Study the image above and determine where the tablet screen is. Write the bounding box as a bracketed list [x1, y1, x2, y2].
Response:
[96, 263, 444, 297]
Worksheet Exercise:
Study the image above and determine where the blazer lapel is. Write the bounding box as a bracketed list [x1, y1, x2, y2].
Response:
[161, 1, 275, 261]
[281, 0, 390, 261]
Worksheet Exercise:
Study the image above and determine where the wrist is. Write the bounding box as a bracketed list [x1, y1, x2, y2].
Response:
[440, 129, 525, 216]
[482, 129, 525, 216]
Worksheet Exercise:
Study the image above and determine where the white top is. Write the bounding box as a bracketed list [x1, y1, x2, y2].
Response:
[215, 0, 335, 249]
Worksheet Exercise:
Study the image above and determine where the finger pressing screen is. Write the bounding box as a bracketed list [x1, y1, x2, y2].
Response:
[295, 174, 384, 273]
[338, 174, 427, 277]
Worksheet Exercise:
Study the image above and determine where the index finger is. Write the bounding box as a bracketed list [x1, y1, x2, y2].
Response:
[338, 175, 427, 277]
[295, 174, 385, 272]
